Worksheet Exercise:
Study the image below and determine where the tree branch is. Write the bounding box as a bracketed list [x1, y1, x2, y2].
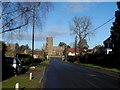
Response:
[2, 8, 21, 16]
[0, 22, 28, 34]
[1, 3, 40, 29]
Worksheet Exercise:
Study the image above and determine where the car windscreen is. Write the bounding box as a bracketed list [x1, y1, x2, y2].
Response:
[6, 57, 13, 64]
[16, 58, 22, 64]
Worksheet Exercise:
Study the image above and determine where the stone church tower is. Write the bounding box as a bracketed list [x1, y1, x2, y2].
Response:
[45, 37, 53, 55]
[45, 37, 64, 56]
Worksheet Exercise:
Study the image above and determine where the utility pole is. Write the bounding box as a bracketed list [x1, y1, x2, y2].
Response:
[75, 36, 77, 60]
[32, 8, 35, 62]
[65, 45, 67, 62]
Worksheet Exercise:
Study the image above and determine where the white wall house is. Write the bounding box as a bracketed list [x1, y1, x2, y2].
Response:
[67, 48, 80, 56]
[103, 37, 113, 54]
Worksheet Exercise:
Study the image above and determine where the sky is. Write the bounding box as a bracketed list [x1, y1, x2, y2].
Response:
[1, 2, 118, 49]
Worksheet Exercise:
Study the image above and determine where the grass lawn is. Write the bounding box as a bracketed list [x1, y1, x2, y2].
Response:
[2, 61, 49, 89]
[80, 63, 120, 73]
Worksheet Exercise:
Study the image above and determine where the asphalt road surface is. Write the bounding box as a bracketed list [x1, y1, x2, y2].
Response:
[42, 58, 120, 88]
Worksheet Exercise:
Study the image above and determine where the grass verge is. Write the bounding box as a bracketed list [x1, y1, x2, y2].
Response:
[80, 63, 120, 73]
[2, 61, 49, 89]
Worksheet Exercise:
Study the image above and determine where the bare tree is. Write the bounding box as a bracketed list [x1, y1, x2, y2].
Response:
[1, 2, 52, 60]
[70, 16, 92, 53]
[1, 2, 52, 40]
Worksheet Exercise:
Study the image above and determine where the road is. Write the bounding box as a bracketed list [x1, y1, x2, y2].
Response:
[42, 58, 119, 88]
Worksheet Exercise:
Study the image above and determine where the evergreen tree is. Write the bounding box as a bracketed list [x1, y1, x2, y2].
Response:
[58, 42, 66, 47]
[111, 2, 120, 54]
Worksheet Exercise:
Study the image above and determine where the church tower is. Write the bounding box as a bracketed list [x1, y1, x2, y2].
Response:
[45, 37, 53, 55]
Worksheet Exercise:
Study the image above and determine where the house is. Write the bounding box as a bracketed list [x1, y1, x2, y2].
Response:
[87, 48, 94, 54]
[67, 48, 80, 56]
[33, 54, 41, 58]
[103, 36, 114, 54]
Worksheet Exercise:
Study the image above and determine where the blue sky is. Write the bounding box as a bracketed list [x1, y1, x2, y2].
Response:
[1, 2, 118, 49]
[39, 2, 117, 49]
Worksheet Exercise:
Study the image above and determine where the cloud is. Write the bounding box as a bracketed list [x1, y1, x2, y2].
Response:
[3, 26, 67, 42]
[67, 3, 90, 13]
[20, 32, 46, 41]
[18, 26, 68, 41]
[3, 31, 46, 42]
[45, 27, 67, 38]
[57, 2, 94, 14]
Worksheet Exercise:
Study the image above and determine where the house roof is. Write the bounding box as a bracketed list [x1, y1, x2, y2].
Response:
[103, 36, 112, 44]
[67, 48, 80, 53]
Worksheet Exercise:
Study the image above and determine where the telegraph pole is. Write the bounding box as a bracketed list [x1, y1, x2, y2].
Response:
[32, 8, 35, 62]
[75, 36, 77, 58]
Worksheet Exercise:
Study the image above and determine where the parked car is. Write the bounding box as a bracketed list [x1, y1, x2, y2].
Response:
[16, 54, 32, 65]
[5, 57, 22, 75]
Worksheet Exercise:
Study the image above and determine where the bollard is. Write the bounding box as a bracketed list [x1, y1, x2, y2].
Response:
[29, 73, 32, 80]
[15, 83, 19, 90]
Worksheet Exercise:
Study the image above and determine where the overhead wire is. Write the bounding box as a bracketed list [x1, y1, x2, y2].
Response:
[93, 16, 115, 32]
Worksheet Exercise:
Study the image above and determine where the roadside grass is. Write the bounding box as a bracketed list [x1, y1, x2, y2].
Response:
[36, 61, 49, 69]
[80, 63, 120, 73]
[2, 74, 39, 89]
[2, 61, 49, 89]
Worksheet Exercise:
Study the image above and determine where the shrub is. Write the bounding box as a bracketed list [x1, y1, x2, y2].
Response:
[22, 57, 32, 65]
[16, 54, 32, 65]
[67, 56, 76, 62]
[79, 54, 120, 69]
